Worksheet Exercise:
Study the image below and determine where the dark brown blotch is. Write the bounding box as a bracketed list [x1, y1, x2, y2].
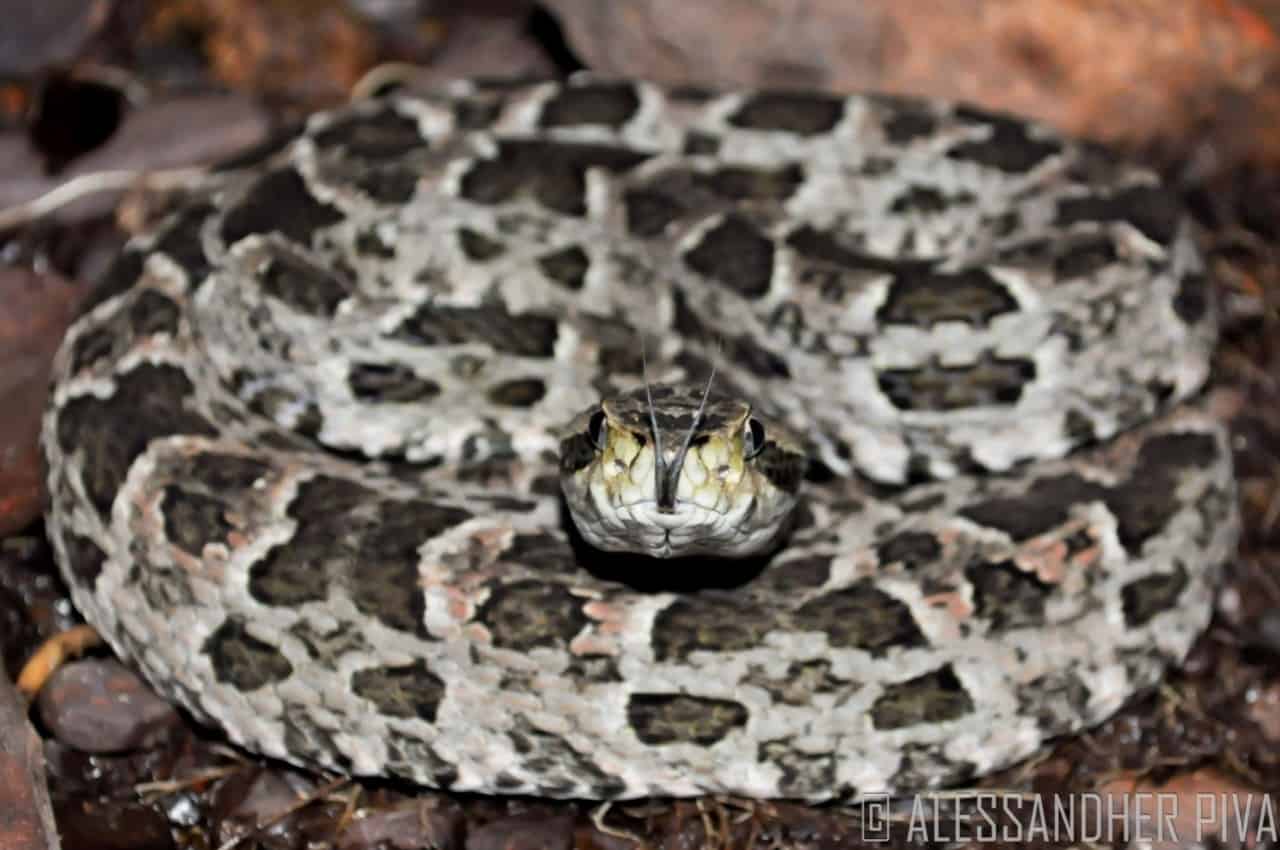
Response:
[878, 268, 1018, 326]
[683, 215, 775, 298]
[787, 225, 896, 272]
[876, 531, 941, 570]
[351, 660, 445, 721]
[624, 188, 686, 237]
[1056, 184, 1180, 247]
[69, 328, 118, 375]
[795, 583, 927, 653]
[459, 140, 649, 216]
[221, 168, 344, 245]
[1172, 272, 1209, 324]
[537, 245, 589, 290]
[129, 290, 181, 337]
[754, 441, 806, 494]
[55, 364, 217, 520]
[250, 532, 341, 608]
[959, 474, 1104, 542]
[881, 101, 938, 143]
[890, 186, 956, 215]
[559, 433, 597, 474]
[161, 487, 234, 556]
[729, 92, 844, 135]
[702, 164, 805, 201]
[627, 694, 748, 745]
[947, 109, 1063, 172]
[487, 378, 547, 407]
[174, 452, 270, 493]
[682, 131, 720, 155]
[877, 355, 1036, 411]
[70, 289, 181, 373]
[871, 665, 974, 729]
[61, 533, 107, 585]
[652, 596, 774, 661]
[311, 107, 427, 159]
[249, 476, 390, 609]
[1106, 432, 1219, 552]
[394, 305, 559, 358]
[348, 363, 442, 403]
[258, 248, 353, 317]
[1121, 564, 1189, 627]
[458, 227, 506, 261]
[1015, 672, 1093, 736]
[1051, 235, 1119, 280]
[204, 617, 293, 690]
[353, 499, 471, 635]
[965, 559, 1053, 632]
[539, 82, 641, 128]
[477, 581, 587, 651]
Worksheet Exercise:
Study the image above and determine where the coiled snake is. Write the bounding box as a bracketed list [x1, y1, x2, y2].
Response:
[42, 77, 1239, 800]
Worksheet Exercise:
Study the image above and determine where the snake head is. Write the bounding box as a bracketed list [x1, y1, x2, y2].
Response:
[558, 383, 806, 559]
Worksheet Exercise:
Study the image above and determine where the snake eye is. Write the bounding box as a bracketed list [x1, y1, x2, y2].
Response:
[587, 410, 609, 451]
[744, 417, 767, 459]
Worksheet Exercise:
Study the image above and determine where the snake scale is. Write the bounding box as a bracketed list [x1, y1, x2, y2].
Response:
[41, 76, 1239, 800]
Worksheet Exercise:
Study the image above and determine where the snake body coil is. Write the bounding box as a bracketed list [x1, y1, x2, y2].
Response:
[42, 78, 1238, 800]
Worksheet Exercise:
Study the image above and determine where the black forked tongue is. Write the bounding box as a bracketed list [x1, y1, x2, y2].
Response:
[656, 449, 682, 512]
[649, 369, 717, 514]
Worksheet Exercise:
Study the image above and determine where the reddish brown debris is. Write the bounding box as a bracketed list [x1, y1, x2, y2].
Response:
[1099, 768, 1273, 846]
[544, 0, 1280, 158]
[0, 268, 84, 536]
[54, 799, 174, 850]
[0, 661, 59, 850]
[466, 813, 575, 850]
[337, 796, 464, 850]
[145, 0, 385, 106]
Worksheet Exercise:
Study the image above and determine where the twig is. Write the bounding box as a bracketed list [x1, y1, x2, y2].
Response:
[16, 625, 102, 699]
[215, 774, 352, 850]
[0, 166, 206, 231]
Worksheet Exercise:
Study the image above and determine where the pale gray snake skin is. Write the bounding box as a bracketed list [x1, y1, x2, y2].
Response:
[41, 77, 1239, 800]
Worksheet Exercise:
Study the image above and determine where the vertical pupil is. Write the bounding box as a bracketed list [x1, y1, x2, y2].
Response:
[746, 418, 766, 457]
[588, 410, 608, 448]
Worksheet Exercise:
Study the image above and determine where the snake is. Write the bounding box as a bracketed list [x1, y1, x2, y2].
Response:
[40, 77, 1240, 801]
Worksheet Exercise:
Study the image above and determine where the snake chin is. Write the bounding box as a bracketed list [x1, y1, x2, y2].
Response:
[575, 496, 788, 559]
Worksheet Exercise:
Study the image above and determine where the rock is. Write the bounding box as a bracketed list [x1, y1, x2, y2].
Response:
[0, 0, 112, 75]
[37, 659, 179, 754]
[0, 658, 60, 850]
